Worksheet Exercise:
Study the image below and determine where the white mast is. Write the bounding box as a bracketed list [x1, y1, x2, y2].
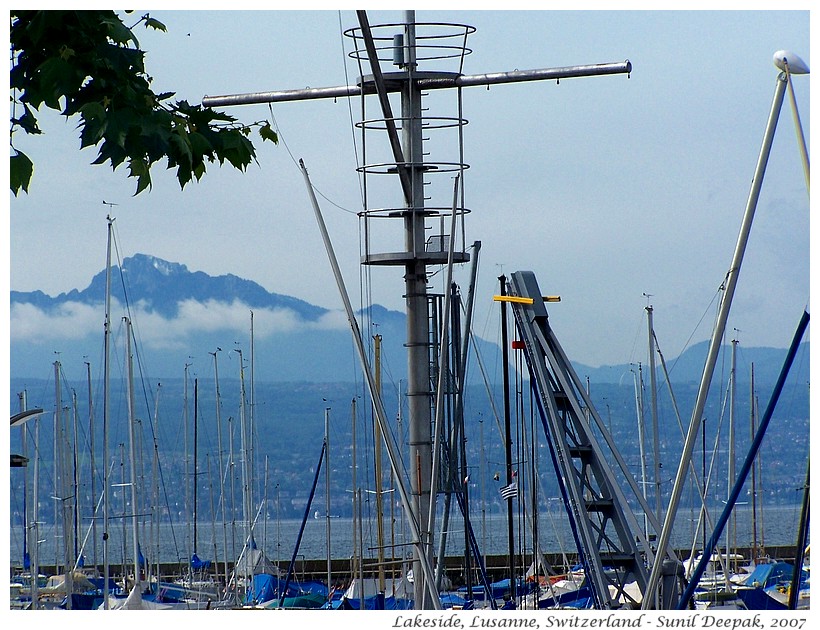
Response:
[235, 347, 252, 581]
[210, 348, 230, 594]
[124, 317, 141, 589]
[102, 215, 113, 608]
[646, 304, 662, 521]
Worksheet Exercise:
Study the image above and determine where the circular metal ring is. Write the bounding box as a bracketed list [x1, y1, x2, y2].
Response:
[356, 161, 470, 176]
[356, 114, 468, 132]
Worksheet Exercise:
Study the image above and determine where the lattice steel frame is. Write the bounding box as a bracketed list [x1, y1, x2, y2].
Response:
[507, 271, 652, 609]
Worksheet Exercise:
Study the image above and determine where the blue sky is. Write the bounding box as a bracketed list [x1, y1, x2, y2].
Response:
[9, 9, 811, 369]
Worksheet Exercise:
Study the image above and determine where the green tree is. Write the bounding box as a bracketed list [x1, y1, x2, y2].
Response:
[10, 10, 277, 196]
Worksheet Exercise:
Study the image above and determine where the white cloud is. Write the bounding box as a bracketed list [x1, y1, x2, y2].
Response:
[10, 299, 349, 349]
[10, 301, 101, 341]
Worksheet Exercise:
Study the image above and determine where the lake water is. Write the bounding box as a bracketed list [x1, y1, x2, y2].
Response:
[10, 504, 804, 570]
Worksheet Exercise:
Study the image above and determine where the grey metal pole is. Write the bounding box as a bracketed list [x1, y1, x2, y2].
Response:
[643, 71, 788, 609]
[427, 176, 460, 556]
[22, 392, 40, 610]
[102, 216, 113, 608]
[201, 62, 632, 108]
[633, 366, 649, 540]
[391, 9, 437, 609]
[210, 348, 231, 596]
[85, 362, 98, 570]
[324, 407, 331, 600]
[124, 317, 141, 589]
[647, 306, 662, 522]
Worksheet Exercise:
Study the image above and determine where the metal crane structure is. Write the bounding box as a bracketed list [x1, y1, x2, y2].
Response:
[204, 11, 632, 609]
[502, 271, 686, 609]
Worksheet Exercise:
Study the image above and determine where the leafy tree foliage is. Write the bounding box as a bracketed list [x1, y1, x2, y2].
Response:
[10, 10, 277, 196]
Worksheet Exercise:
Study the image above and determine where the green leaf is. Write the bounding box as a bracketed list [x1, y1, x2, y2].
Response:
[187, 130, 214, 157]
[127, 157, 152, 195]
[35, 57, 76, 110]
[143, 17, 167, 32]
[259, 122, 278, 144]
[101, 14, 138, 46]
[11, 104, 42, 135]
[78, 101, 107, 147]
[10, 151, 34, 195]
[10, 11, 273, 195]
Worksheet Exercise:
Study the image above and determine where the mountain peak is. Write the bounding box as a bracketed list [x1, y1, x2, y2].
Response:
[13, 252, 329, 321]
[127, 253, 189, 277]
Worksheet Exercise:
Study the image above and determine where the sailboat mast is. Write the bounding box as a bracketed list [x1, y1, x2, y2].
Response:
[750, 363, 758, 561]
[71, 389, 81, 570]
[324, 406, 331, 599]
[236, 347, 252, 578]
[249, 311, 256, 522]
[85, 361, 98, 568]
[646, 305, 662, 520]
[151, 383, 161, 586]
[728, 337, 738, 558]
[633, 365, 649, 539]
[183, 362, 191, 577]
[19, 392, 40, 608]
[193, 377, 199, 558]
[55, 360, 75, 606]
[350, 398, 359, 600]
[102, 215, 113, 608]
[210, 348, 230, 593]
[124, 317, 141, 587]
[373, 335, 386, 593]
[53, 360, 61, 574]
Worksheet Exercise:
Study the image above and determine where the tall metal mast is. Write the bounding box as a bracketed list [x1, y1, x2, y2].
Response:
[124, 317, 141, 590]
[646, 305, 662, 521]
[203, 11, 630, 608]
[102, 215, 113, 608]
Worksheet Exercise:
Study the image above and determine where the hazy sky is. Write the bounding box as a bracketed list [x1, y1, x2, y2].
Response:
[9, 8, 811, 369]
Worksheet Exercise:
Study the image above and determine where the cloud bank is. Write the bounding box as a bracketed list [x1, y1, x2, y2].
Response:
[11, 298, 349, 350]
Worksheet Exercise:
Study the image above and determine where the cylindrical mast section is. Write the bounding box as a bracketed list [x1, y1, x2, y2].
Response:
[102, 215, 113, 608]
[85, 362, 98, 568]
[324, 407, 332, 600]
[124, 317, 141, 589]
[193, 378, 199, 557]
[633, 367, 649, 539]
[373, 336, 386, 593]
[201, 61, 632, 108]
[397, 9, 436, 610]
[183, 362, 191, 578]
[646, 306, 661, 522]
[211, 348, 231, 594]
[729, 337, 738, 557]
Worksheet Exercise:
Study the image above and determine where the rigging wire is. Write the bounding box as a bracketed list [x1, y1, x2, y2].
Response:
[668, 284, 723, 377]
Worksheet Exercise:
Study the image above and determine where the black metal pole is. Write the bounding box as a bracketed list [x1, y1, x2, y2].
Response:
[499, 275, 516, 604]
[193, 378, 198, 558]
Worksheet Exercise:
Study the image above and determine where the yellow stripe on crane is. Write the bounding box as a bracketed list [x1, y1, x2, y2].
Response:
[493, 295, 562, 304]
[493, 295, 534, 304]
